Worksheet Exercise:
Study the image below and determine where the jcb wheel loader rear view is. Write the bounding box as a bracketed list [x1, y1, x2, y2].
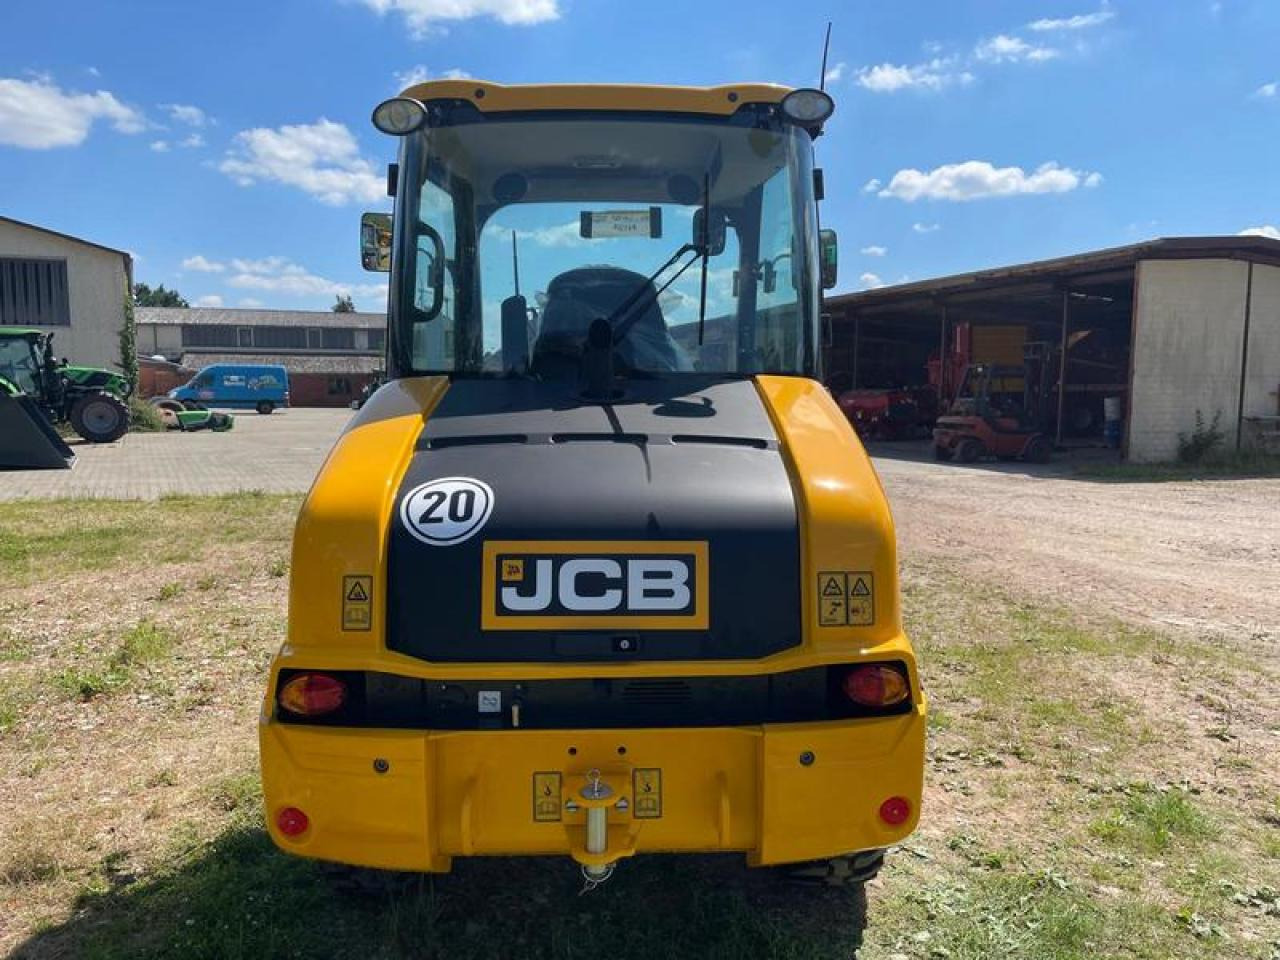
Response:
[0, 327, 130, 469]
[260, 81, 926, 921]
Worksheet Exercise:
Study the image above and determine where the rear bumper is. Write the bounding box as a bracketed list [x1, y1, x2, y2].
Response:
[259, 706, 926, 872]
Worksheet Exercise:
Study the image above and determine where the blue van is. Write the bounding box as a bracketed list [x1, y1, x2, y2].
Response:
[170, 364, 290, 414]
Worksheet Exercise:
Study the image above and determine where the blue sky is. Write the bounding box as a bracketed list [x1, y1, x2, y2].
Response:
[1, 0, 1277, 310]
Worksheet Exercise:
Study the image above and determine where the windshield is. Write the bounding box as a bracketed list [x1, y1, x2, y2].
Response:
[392, 111, 820, 379]
[0, 337, 41, 395]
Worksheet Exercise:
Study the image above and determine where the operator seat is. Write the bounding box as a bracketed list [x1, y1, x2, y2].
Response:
[531, 266, 681, 379]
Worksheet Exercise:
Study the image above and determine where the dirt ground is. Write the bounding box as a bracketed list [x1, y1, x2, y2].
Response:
[874, 446, 1280, 641]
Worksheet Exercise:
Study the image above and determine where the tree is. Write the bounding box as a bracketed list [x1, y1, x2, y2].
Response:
[332, 294, 356, 313]
[119, 290, 138, 389]
[133, 283, 189, 308]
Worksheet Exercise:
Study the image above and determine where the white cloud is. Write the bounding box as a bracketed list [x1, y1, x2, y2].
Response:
[876, 160, 1102, 201]
[1028, 9, 1115, 31]
[823, 61, 846, 84]
[859, 272, 886, 290]
[393, 65, 471, 89]
[860, 245, 887, 257]
[86, 66, 101, 77]
[485, 220, 586, 248]
[194, 294, 224, 307]
[913, 222, 942, 233]
[359, 0, 559, 36]
[237, 298, 265, 308]
[163, 103, 208, 127]
[226, 256, 387, 307]
[0, 75, 145, 148]
[1253, 82, 1277, 99]
[1239, 225, 1280, 240]
[862, 178, 882, 194]
[150, 140, 170, 152]
[394, 65, 432, 88]
[182, 255, 225, 273]
[974, 34, 1059, 63]
[856, 58, 973, 93]
[218, 119, 385, 206]
[179, 133, 205, 148]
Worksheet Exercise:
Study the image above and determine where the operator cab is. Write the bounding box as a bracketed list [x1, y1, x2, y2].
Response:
[361, 81, 838, 394]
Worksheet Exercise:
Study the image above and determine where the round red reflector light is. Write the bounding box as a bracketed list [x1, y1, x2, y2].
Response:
[278, 673, 347, 716]
[842, 665, 909, 708]
[276, 806, 309, 837]
[879, 796, 911, 826]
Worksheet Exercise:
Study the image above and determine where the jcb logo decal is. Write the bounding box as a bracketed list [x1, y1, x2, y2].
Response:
[481, 541, 709, 631]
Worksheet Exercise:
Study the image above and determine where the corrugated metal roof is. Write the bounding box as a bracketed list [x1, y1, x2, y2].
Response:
[137, 306, 386, 328]
[829, 235, 1280, 311]
[180, 352, 383, 374]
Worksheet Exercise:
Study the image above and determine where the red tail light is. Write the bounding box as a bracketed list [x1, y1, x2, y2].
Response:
[276, 806, 309, 837]
[879, 796, 911, 826]
[278, 673, 347, 716]
[842, 665, 910, 708]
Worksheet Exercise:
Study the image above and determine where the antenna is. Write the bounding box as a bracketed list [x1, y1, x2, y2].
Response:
[819, 21, 833, 91]
[511, 229, 521, 297]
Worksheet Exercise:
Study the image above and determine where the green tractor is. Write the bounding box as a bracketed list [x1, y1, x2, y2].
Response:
[0, 327, 131, 469]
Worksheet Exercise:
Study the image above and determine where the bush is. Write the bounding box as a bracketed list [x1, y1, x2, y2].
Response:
[1176, 410, 1224, 464]
[128, 397, 166, 432]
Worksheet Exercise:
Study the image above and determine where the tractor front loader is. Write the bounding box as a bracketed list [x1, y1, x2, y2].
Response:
[0, 327, 131, 469]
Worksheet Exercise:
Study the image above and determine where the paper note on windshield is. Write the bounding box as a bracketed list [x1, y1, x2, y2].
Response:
[580, 208, 662, 239]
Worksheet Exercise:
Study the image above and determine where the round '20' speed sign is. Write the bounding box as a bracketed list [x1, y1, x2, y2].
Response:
[399, 477, 495, 546]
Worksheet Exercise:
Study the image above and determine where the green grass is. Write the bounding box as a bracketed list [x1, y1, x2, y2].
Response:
[1074, 451, 1280, 483]
[12, 820, 868, 960]
[0, 494, 299, 585]
[5, 500, 1280, 960]
[1089, 788, 1213, 854]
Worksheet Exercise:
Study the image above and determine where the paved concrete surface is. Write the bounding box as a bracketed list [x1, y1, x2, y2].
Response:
[0, 408, 351, 501]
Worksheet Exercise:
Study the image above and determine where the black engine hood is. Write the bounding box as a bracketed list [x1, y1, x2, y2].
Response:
[385, 377, 802, 662]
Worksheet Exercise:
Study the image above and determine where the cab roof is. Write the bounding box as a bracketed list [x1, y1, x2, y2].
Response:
[397, 80, 793, 116]
[0, 327, 44, 338]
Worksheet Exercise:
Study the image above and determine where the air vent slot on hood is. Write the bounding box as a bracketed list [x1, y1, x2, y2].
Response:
[671, 434, 770, 449]
[424, 434, 528, 450]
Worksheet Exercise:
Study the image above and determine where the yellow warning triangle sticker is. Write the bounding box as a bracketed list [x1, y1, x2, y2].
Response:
[850, 577, 871, 597]
[347, 581, 369, 602]
[820, 575, 844, 597]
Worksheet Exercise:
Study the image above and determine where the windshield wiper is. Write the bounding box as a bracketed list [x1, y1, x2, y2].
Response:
[607, 174, 714, 348]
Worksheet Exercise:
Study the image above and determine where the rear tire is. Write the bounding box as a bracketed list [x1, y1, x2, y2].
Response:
[956, 437, 983, 463]
[782, 850, 883, 887]
[1023, 435, 1053, 464]
[69, 392, 128, 443]
[256, 401, 275, 415]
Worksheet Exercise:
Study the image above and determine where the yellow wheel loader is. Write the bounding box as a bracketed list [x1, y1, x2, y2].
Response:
[260, 81, 925, 912]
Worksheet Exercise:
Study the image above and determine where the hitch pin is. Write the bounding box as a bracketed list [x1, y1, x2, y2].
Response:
[579, 769, 615, 891]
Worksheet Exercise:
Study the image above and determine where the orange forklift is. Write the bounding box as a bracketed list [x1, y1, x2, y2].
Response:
[932, 359, 1053, 464]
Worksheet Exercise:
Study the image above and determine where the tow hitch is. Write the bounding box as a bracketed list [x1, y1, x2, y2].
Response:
[566, 769, 635, 892]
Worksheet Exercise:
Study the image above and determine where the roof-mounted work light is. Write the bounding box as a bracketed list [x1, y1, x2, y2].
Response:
[780, 88, 835, 131]
[372, 97, 428, 136]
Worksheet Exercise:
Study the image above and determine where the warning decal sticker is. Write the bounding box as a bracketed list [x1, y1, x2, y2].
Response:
[533, 772, 562, 822]
[818, 572, 847, 626]
[816, 572, 875, 627]
[342, 575, 373, 631]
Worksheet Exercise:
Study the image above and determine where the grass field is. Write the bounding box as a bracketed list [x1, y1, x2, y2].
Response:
[1, 496, 1278, 959]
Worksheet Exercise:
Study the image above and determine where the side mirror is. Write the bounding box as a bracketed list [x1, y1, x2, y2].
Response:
[361, 212, 393, 272]
[762, 260, 777, 295]
[819, 228, 838, 289]
[693, 208, 727, 256]
[414, 223, 447, 321]
[500, 295, 530, 374]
